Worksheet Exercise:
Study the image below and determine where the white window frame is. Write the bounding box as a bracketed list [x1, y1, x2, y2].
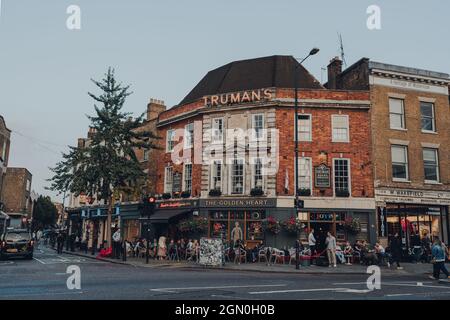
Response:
[182, 162, 193, 193]
[332, 158, 351, 197]
[166, 129, 175, 152]
[143, 149, 149, 162]
[251, 114, 265, 141]
[211, 118, 224, 143]
[391, 145, 409, 182]
[184, 123, 194, 149]
[229, 158, 245, 195]
[1, 140, 6, 161]
[296, 114, 312, 142]
[295, 157, 313, 192]
[420, 102, 436, 133]
[210, 159, 223, 191]
[423, 148, 440, 183]
[331, 115, 350, 143]
[389, 98, 406, 130]
[251, 157, 265, 191]
[164, 166, 173, 193]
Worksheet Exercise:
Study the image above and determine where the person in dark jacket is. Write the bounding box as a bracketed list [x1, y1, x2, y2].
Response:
[56, 231, 64, 254]
[389, 233, 403, 269]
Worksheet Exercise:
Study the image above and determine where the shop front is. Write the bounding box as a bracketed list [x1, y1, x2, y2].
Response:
[119, 203, 141, 241]
[376, 188, 450, 252]
[200, 198, 277, 248]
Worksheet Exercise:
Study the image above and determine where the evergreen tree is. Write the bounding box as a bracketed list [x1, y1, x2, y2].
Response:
[48, 68, 159, 246]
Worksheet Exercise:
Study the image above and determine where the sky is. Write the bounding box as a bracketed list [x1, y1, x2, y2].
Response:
[0, 0, 449, 203]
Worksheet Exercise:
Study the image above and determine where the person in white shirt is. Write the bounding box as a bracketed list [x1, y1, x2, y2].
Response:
[308, 229, 316, 256]
[112, 228, 122, 259]
[325, 232, 337, 267]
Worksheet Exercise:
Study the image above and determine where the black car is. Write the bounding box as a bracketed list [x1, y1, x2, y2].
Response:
[0, 229, 34, 260]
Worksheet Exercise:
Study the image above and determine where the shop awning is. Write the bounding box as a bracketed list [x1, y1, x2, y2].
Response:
[148, 210, 190, 224]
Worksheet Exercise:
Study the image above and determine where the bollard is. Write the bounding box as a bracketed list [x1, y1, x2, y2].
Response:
[295, 240, 300, 270]
[123, 241, 127, 262]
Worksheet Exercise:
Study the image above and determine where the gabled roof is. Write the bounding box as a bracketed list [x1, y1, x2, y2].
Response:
[179, 55, 324, 106]
[0, 115, 11, 133]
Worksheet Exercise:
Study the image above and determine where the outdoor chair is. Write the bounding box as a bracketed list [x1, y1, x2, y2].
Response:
[270, 248, 285, 265]
[288, 248, 297, 265]
[234, 248, 246, 264]
[258, 248, 268, 263]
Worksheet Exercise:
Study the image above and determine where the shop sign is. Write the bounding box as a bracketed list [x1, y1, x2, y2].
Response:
[203, 89, 273, 107]
[200, 198, 276, 208]
[157, 200, 198, 209]
[173, 172, 182, 193]
[378, 207, 387, 238]
[376, 188, 450, 205]
[310, 213, 333, 221]
[314, 164, 331, 189]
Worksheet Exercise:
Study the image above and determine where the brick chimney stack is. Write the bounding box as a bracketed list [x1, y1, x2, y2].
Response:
[327, 57, 343, 89]
[147, 98, 166, 121]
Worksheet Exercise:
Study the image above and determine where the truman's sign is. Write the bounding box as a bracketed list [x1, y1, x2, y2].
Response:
[203, 89, 273, 107]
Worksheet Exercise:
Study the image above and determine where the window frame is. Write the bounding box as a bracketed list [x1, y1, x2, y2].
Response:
[166, 129, 176, 153]
[420, 102, 436, 133]
[251, 113, 265, 141]
[184, 123, 194, 149]
[210, 159, 223, 191]
[182, 162, 193, 193]
[389, 98, 406, 130]
[251, 157, 265, 191]
[423, 148, 440, 183]
[229, 158, 245, 195]
[391, 145, 409, 182]
[296, 157, 313, 192]
[164, 166, 173, 193]
[331, 114, 350, 143]
[211, 117, 224, 143]
[332, 158, 351, 197]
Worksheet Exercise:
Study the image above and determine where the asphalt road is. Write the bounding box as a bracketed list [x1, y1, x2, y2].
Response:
[0, 245, 449, 300]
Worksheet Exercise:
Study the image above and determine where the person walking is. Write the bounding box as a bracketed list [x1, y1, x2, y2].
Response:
[389, 233, 403, 270]
[430, 238, 450, 280]
[325, 231, 337, 268]
[112, 228, 122, 259]
[308, 228, 316, 256]
[56, 231, 64, 254]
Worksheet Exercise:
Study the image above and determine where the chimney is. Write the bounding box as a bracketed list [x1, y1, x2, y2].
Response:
[327, 57, 343, 89]
[87, 127, 97, 139]
[147, 98, 166, 121]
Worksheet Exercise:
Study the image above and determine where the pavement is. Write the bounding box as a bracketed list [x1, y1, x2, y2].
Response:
[1, 245, 450, 300]
[58, 246, 437, 276]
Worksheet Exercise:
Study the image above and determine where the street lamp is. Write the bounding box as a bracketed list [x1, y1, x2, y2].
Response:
[294, 48, 319, 270]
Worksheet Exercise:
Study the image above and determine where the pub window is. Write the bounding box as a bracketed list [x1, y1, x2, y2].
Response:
[164, 166, 173, 193]
[298, 157, 312, 191]
[297, 114, 312, 142]
[333, 159, 350, 196]
[252, 157, 264, 190]
[252, 114, 264, 140]
[423, 148, 439, 183]
[212, 118, 224, 143]
[183, 163, 193, 193]
[332, 115, 349, 142]
[389, 98, 406, 129]
[420, 102, 436, 132]
[184, 123, 194, 148]
[210, 160, 222, 191]
[230, 158, 244, 194]
[391, 145, 409, 181]
[166, 129, 176, 152]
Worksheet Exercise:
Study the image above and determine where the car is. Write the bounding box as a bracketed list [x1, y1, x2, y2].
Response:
[0, 229, 34, 260]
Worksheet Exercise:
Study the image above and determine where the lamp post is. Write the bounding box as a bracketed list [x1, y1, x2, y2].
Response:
[294, 48, 319, 270]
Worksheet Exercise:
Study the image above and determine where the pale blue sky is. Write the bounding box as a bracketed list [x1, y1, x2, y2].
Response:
[0, 0, 449, 202]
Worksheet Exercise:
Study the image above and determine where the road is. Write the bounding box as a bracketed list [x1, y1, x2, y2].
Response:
[0, 245, 449, 300]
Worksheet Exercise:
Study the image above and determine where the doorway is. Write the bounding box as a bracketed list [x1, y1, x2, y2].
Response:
[311, 222, 332, 252]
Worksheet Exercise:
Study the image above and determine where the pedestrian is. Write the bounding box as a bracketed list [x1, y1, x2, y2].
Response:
[308, 228, 316, 256]
[157, 236, 167, 260]
[430, 238, 450, 280]
[325, 231, 337, 268]
[56, 231, 64, 254]
[389, 233, 403, 270]
[112, 228, 122, 259]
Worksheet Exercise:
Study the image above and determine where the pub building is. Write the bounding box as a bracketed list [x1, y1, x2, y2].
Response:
[150, 55, 377, 248]
[329, 57, 450, 252]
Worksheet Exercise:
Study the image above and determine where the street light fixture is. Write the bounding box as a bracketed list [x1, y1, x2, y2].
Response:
[294, 48, 319, 270]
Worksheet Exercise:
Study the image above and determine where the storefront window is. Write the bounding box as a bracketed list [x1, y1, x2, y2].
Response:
[209, 210, 265, 243]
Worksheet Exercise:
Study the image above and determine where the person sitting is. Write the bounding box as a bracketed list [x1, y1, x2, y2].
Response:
[168, 239, 178, 261]
[234, 240, 246, 264]
[375, 242, 388, 266]
[343, 242, 354, 265]
[251, 241, 263, 263]
[335, 244, 346, 264]
[361, 241, 378, 266]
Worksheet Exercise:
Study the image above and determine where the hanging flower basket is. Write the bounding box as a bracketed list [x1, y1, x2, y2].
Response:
[281, 216, 304, 234]
[177, 217, 208, 234]
[262, 216, 281, 235]
[343, 216, 361, 234]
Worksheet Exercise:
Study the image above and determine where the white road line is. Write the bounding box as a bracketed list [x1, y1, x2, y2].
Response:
[385, 293, 413, 297]
[249, 288, 348, 295]
[382, 283, 449, 289]
[32, 257, 47, 265]
[0, 291, 84, 298]
[211, 294, 260, 300]
[150, 284, 287, 293]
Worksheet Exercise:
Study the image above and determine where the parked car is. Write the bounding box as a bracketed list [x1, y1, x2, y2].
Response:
[0, 229, 34, 260]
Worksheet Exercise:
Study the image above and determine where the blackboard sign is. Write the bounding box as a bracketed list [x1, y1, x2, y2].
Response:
[173, 172, 182, 193]
[315, 164, 331, 188]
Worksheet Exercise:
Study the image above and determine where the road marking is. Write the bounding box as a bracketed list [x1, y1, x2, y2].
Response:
[150, 284, 287, 293]
[0, 291, 84, 298]
[385, 293, 413, 297]
[33, 257, 47, 265]
[249, 288, 348, 295]
[382, 283, 449, 289]
[211, 294, 260, 300]
[0, 261, 14, 265]
[335, 288, 373, 294]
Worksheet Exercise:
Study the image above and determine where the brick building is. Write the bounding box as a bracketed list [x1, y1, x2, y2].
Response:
[2, 168, 33, 228]
[150, 55, 376, 247]
[330, 57, 450, 250]
[0, 115, 11, 230]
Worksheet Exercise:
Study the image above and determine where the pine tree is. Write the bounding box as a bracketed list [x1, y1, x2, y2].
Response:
[48, 68, 160, 247]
